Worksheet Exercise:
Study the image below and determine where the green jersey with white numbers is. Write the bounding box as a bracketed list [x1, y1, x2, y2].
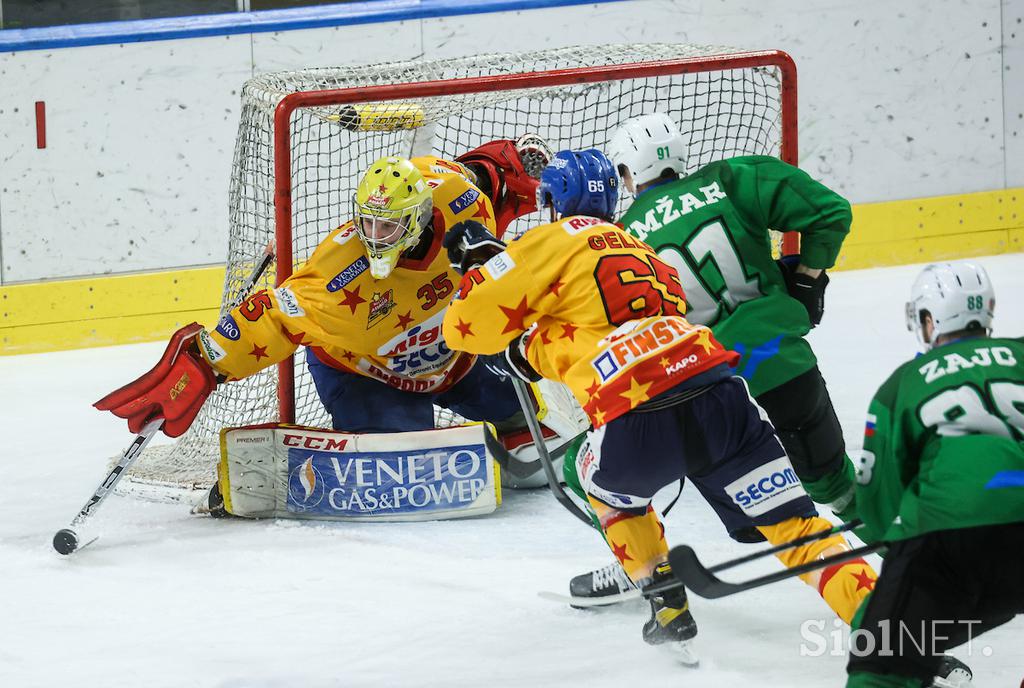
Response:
[619, 156, 851, 396]
[856, 337, 1024, 544]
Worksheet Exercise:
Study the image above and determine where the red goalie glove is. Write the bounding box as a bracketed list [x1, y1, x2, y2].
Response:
[457, 135, 552, 236]
[94, 323, 218, 437]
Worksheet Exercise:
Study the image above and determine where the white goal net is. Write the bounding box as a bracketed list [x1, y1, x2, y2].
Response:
[124, 43, 795, 496]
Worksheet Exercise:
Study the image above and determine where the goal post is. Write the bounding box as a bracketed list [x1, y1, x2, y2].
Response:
[128, 44, 799, 494]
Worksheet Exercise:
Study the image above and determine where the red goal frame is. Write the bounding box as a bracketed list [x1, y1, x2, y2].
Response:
[270, 50, 799, 423]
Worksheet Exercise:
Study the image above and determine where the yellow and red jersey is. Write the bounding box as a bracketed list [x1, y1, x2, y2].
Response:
[198, 155, 502, 393]
[442, 216, 739, 427]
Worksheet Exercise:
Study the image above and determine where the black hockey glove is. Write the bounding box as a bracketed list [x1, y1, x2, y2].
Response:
[481, 332, 541, 383]
[443, 220, 507, 275]
[777, 255, 829, 327]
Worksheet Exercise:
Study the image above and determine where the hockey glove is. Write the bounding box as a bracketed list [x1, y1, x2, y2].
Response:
[482, 332, 541, 383]
[444, 220, 507, 275]
[94, 323, 218, 437]
[777, 256, 830, 327]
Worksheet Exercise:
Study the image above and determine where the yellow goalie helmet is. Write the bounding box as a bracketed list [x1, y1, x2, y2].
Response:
[353, 156, 433, 279]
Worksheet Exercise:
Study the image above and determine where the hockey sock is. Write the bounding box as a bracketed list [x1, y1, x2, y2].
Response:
[800, 456, 858, 520]
[588, 497, 668, 583]
[758, 516, 877, 624]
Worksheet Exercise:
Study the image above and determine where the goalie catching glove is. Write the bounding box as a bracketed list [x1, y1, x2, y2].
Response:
[777, 255, 830, 327]
[94, 323, 218, 437]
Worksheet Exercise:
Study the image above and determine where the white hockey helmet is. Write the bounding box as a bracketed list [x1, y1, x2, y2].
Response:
[606, 113, 688, 192]
[905, 260, 995, 349]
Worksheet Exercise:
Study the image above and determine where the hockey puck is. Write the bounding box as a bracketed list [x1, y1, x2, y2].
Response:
[52, 528, 79, 555]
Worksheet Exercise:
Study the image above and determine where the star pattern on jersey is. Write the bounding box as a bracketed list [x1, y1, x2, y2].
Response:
[620, 376, 653, 409]
[695, 327, 716, 354]
[547, 279, 564, 297]
[283, 329, 313, 347]
[474, 199, 492, 222]
[454, 318, 474, 338]
[852, 567, 876, 592]
[539, 328, 552, 345]
[340, 350, 356, 362]
[592, 408, 607, 426]
[498, 296, 535, 334]
[585, 379, 601, 401]
[249, 344, 269, 362]
[394, 310, 414, 330]
[610, 540, 633, 564]
[659, 356, 671, 368]
[338, 285, 366, 314]
[559, 323, 577, 341]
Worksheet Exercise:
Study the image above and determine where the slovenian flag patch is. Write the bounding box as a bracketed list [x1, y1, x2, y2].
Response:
[864, 414, 877, 438]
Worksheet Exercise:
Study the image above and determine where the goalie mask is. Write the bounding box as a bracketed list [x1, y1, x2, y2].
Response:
[905, 260, 995, 350]
[353, 157, 433, 279]
[607, 112, 688, 194]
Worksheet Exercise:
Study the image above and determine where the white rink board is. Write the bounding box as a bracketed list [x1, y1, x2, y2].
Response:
[1, 256, 1022, 688]
[0, 0, 1019, 282]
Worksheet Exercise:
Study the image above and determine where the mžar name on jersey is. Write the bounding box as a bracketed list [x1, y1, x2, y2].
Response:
[286, 444, 490, 516]
[215, 313, 241, 341]
[918, 345, 1019, 383]
[725, 457, 805, 517]
[625, 182, 727, 241]
[448, 188, 480, 215]
[591, 319, 691, 382]
[326, 256, 370, 293]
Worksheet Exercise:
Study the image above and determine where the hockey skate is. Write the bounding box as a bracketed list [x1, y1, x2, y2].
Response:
[568, 561, 637, 607]
[932, 655, 973, 688]
[641, 563, 699, 667]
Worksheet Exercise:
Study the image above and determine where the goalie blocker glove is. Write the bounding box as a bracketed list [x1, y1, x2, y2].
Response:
[444, 219, 507, 275]
[777, 255, 830, 327]
[94, 322, 218, 437]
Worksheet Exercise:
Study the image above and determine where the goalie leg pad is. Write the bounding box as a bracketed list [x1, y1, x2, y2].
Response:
[218, 424, 501, 521]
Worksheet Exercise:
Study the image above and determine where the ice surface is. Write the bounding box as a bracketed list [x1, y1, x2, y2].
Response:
[2, 255, 1022, 688]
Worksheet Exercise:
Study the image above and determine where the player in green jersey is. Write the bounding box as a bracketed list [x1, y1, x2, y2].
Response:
[846, 261, 1023, 688]
[566, 113, 862, 602]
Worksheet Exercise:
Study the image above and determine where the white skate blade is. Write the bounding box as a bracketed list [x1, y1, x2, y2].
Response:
[660, 638, 699, 668]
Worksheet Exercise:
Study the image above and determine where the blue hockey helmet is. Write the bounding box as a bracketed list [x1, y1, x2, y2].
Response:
[537, 149, 619, 221]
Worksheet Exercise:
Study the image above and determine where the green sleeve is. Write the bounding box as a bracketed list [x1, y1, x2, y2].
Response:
[856, 369, 907, 543]
[721, 156, 852, 269]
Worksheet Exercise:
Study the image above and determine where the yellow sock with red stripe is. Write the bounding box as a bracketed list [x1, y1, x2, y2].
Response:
[587, 496, 668, 583]
[758, 516, 877, 624]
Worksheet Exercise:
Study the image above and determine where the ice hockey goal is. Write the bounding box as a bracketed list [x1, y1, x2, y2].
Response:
[126, 43, 798, 496]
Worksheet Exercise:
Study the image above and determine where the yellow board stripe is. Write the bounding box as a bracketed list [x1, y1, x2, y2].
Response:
[835, 187, 1023, 271]
[2, 188, 1023, 356]
[2, 266, 225, 355]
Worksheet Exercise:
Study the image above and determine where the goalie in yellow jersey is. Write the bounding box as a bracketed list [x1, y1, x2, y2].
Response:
[96, 137, 565, 511]
[440, 149, 876, 662]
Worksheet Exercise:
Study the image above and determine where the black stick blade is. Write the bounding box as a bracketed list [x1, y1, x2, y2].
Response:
[53, 528, 79, 555]
[668, 544, 733, 599]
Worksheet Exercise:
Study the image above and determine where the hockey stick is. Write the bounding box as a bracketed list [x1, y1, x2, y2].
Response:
[53, 243, 275, 555]
[538, 519, 868, 607]
[509, 377, 595, 527]
[669, 538, 886, 600]
[484, 428, 583, 480]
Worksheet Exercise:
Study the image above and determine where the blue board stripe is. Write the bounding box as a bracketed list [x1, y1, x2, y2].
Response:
[984, 470, 1024, 489]
[0, 0, 622, 52]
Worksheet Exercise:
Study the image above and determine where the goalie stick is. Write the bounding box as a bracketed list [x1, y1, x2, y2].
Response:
[509, 377, 595, 527]
[538, 519, 868, 606]
[53, 243, 275, 556]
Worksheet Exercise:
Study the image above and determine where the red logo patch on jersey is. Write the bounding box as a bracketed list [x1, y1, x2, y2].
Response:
[366, 290, 396, 329]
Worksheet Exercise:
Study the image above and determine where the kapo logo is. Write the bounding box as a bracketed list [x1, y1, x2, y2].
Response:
[288, 455, 326, 508]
